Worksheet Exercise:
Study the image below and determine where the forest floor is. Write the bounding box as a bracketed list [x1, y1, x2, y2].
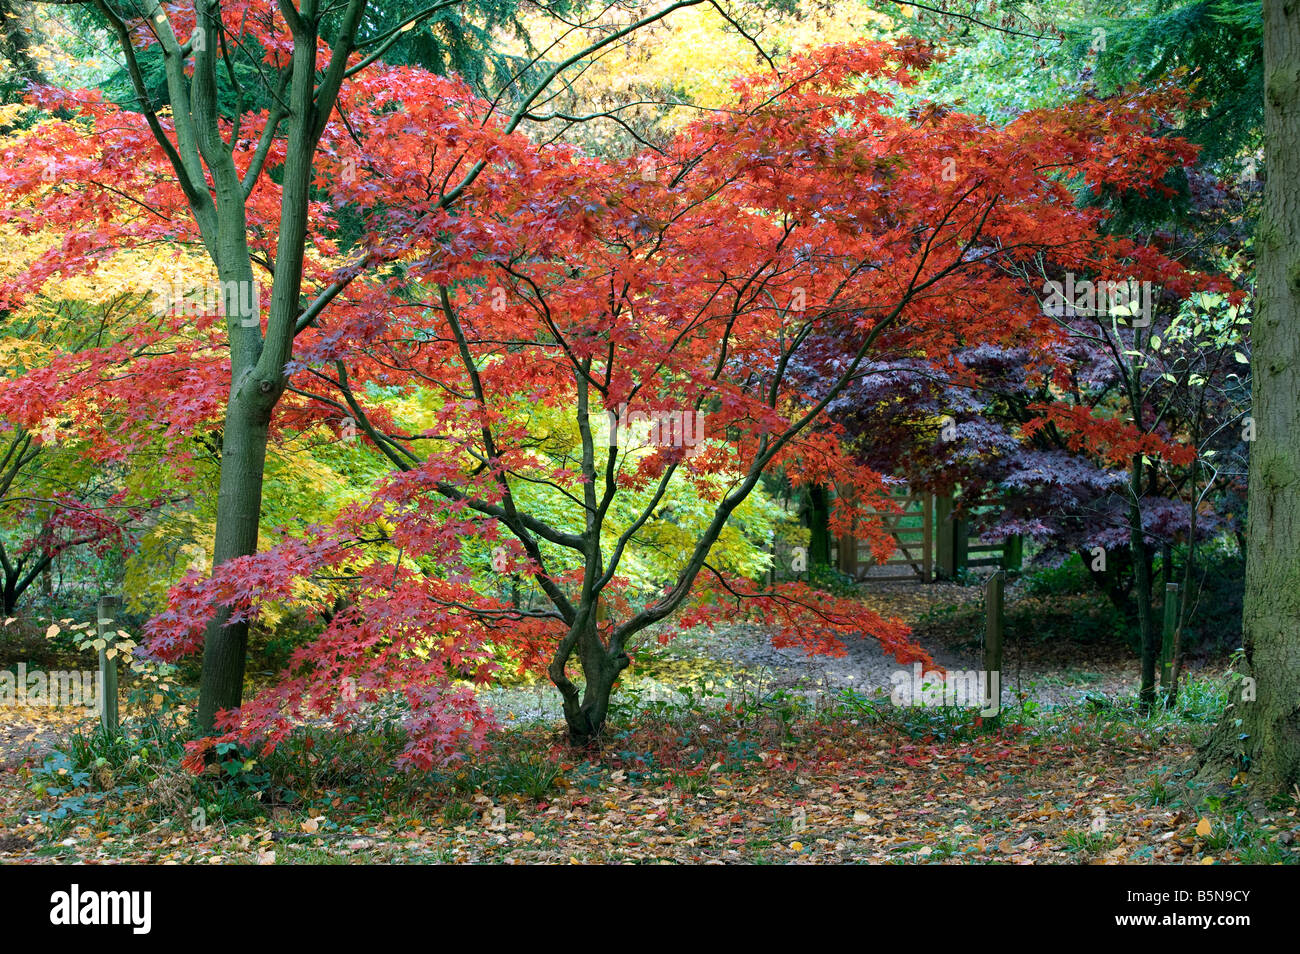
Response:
[0, 583, 1293, 865]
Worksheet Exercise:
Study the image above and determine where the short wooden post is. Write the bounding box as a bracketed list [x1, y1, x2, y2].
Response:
[984, 570, 1004, 678]
[97, 595, 121, 734]
[1159, 583, 1179, 692]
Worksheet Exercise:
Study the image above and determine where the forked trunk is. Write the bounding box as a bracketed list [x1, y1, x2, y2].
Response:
[550, 613, 630, 746]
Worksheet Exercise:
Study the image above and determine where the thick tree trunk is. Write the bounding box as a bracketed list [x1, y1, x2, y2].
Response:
[193, 216, 283, 732]
[1197, 0, 1300, 793]
[190, 2, 341, 730]
[195, 389, 273, 730]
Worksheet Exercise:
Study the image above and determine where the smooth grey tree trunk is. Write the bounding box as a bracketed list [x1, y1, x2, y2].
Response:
[1130, 458, 1158, 713]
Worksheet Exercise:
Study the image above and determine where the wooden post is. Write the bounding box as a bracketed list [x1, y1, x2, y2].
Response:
[921, 494, 933, 583]
[936, 492, 955, 579]
[1001, 534, 1023, 571]
[1159, 582, 1179, 693]
[954, 513, 969, 576]
[97, 595, 121, 734]
[984, 570, 1005, 680]
[837, 531, 858, 577]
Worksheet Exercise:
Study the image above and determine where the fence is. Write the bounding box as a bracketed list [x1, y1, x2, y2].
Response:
[829, 489, 1023, 583]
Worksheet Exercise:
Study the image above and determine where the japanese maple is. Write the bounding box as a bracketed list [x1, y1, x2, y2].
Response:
[0, 3, 1221, 765]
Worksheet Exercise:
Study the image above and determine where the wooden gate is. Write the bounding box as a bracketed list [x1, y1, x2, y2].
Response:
[832, 489, 1023, 583]
[935, 493, 1023, 579]
[833, 490, 933, 582]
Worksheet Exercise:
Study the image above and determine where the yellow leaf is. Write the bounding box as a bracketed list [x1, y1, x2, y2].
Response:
[789, 841, 803, 851]
[301, 817, 320, 834]
[1195, 817, 1212, 837]
[45, 624, 60, 639]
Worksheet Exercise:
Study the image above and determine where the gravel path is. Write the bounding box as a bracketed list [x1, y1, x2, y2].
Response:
[477, 581, 1151, 723]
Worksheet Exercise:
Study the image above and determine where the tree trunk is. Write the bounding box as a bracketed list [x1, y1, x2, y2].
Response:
[0, 548, 52, 617]
[551, 611, 630, 745]
[1130, 460, 1157, 713]
[195, 388, 273, 731]
[190, 3, 338, 730]
[194, 232, 281, 731]
[807, 483, 832, 571]
[1197, 0, 1300, 793]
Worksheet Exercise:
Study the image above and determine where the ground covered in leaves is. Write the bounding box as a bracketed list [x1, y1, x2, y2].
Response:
[2, 686, 1297, 865]
[1, 579, 1285, 865]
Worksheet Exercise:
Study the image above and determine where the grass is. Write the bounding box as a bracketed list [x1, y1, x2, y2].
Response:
[1062, 829, 1119, 855]
[458, 750, 563, 800]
